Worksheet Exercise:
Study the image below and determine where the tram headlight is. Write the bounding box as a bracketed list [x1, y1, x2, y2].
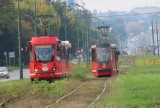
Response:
[34, 66, 38, 72]
[53, 65, 56, 72]
[35, 68, 38, 72]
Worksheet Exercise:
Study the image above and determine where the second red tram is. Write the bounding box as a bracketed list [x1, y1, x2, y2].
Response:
[91, 43, 119, 77]
[27, 36, 72, 81]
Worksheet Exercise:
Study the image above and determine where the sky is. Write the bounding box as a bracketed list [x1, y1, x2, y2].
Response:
[81, 0, 160, 12]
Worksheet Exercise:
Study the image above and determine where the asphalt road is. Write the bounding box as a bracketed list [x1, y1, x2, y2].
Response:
[0, 69, 30, 82]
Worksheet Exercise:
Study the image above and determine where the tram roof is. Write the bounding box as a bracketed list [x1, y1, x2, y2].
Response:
[30, 36, 58, 44]
[61, 41, 72, 48]
[91, 43, 117, 49]
[110, 44, 117, 48]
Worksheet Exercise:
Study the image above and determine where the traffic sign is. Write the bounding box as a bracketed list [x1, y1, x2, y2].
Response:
[3, 51, 7, 56]
[9, 52, 15, 58]
[151, 45, 157, 51]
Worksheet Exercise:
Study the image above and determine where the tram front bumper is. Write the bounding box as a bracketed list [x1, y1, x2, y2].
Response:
[97, 68, 112, 72]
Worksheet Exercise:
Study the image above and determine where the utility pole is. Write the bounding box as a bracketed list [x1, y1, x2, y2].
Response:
[34, 0, 37, 36]
[17, 0, 23, 79]
[151, 20, 155, 55]
[56, 13, 59, 37]
[65, 11, 67, 40]
[76, 10, 79, 49]
[48, 3, 51, 35]
[156, 17, 159, 56]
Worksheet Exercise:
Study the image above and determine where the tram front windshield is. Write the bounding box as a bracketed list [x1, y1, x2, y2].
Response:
[34, 44, 54, 62]
[97, 47, 110, 63]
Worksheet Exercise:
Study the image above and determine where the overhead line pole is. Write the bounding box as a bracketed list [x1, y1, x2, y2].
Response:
[17, 0, 23, 79]
[156, 17, 159, 56]
[151, 20, 155, 55]
[34, 0, 37, 36]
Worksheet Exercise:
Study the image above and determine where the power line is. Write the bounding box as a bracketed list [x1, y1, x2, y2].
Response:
[67, 11, 160, 19]
[84, 0, 103, 4]
[96, 11, 160, 18]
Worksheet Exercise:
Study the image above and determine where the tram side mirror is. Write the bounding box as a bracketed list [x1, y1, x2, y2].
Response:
[27, 42, 32, 52]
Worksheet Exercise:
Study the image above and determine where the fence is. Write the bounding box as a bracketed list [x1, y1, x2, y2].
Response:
[134, 58, 160, 66]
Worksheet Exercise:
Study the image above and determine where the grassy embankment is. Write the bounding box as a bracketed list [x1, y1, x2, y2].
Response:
[94, 54, 160, 107]
[0, 62, 91, 107]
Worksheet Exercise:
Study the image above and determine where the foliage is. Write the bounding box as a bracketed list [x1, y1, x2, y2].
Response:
[0, 0, 17, 64]
[0, 0, 16, 36]
[30, 79, 65, 97]
[72, 62, 91, 81]
[0, 0, 93, 65]
[0, 62, 90, 99]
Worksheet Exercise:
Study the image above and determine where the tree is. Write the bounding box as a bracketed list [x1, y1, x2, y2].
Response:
[125, 21, 144, 35]
[0, 0, 17, 65]
[0, 0, 16, 36]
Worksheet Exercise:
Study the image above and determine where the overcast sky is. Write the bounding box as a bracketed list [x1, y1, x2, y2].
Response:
[81, 0, 160, 12]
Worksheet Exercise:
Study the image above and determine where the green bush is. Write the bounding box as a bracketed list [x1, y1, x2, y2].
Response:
[29, 79, 65, 98]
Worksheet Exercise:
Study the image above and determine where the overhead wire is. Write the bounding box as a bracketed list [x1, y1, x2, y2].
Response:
[95, 11, 160, 18]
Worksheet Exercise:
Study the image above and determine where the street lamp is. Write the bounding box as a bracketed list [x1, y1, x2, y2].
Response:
[17, 0, 23, 79]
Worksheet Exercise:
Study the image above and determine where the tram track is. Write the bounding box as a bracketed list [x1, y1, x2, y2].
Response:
[45, 81, 85, 108]
[0, 97, 18, 108]
[50, 55, 133, 108]
[87, 79, 108, 108]
[45, 77, 108, 108]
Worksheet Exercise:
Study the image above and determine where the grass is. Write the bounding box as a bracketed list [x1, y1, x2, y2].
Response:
[94, 55, 160, 108]
[6, 66, 19, 71]
[0, 62, 91, 107]
[5, 65, 29, 72]
[72, 62, 92, 81]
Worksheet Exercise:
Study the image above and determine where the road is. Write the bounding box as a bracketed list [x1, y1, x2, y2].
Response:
[0, 69, 30, 82]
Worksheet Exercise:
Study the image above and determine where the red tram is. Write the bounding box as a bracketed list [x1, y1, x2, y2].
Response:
[91, 43, 119, 77]
[27, 36, 72, 81]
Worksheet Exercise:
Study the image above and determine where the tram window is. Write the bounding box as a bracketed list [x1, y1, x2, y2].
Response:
[56, 44, 61, 61]
[34, 45, 54, 62]
[66, 48, 70, 61]
[56, 51, 61, 61]
[29, 50, 33, 61]
[91, 49, 96, 61]
[62, 47, 66, 60]
[111, 48, 116, 60]
[97, 47, 110, 63]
